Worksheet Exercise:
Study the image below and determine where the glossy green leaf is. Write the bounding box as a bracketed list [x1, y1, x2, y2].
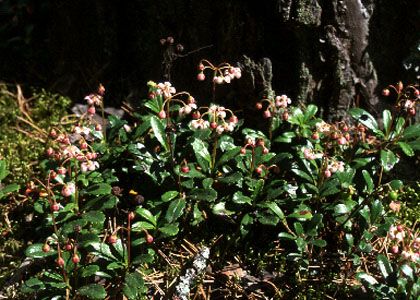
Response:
[357, 273, 378, 285]
[165, 198, 186, 223]
[83, 211, 105, 224]
[279, 232, 296, 240]
[150, 115, 168, 151]
[21, 277, 45, 293]
[380, 149, 398, 172]
[362, 170, 374, 193]
[312, 239, 327, 247]
[304, 104, 318, 121]
[0, 183, 19, 197]
[123, 272, 145, 300]
[192, 138, 211, 171]
[291, 168, 313, 183]
[161, 191, 179, 202]
[377, 254, 392, 278]
[159, 224, 179, 237]
[400, 264, 413, 280]
[349, 108, 382, 136]
[398, 141, 414, 157]
[370, 200, 383, 224]
[382, 109, 392, 136]
[25, 243, 57, 258]
[294, 222, 304, 235]
[131, 221, 156, 232]
[403, 123, 420, 139]
[0, 160, 8, 181]
[135, 207, 157, 227]
[265, 202, 285, 220]
[80, 265, 100, 278]
[189, 188, 217, 202]
[320, 178, 340, 197]
[232, 191, 252, 205]
[77, 284, 107, 300]
[334, 204, 350, 215]
[85, 183, 111, 196]
[216, 147, 241, 168]
[274, 131, 296, 143]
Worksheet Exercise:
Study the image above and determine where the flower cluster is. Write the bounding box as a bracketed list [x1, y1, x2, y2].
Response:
[388, 224, 420, 264]
[382, 82, 419, 116]
[156, 82, 176, 99]
[190, 104, 238, 134]
[255, 94, 291, 120]
[84, 84, 105, 117]
[302, 147, 323, 160]
[324, 159, 345, 178]
[196, 60, 241, 84]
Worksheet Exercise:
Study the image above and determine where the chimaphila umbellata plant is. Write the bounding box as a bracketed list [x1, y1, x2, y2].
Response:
[17, 61, 419, 299]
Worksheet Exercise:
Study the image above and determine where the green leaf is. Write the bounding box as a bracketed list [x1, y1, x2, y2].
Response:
[294, 222, 304, 235]
[21, 277, 45, 293]
[377, 254, 392, 279]
[370, 200, 383, 223]
[279, 232, 296, 240]
[0, 160, 8, 181]
[265, 202, 285, 220]
[85, 183, 111, 196]
[274, 131, 296, 143]
[320, 178, 340, 197]
[232, 191, 252, 205]
[131, 221, 156, 232]
[216, 147, 241, 168]
[349, 108, 382, 136]
[123, 272, 145, 300]
[88, 243, 117, 261]
[400, 264, 413, 280]
[0, 183, 19, 197]
[212, 202, 234, 216]
[77, 284, 107, 300]
[362, 170, 374, 193]
[144, 99, 161, 113]
[150, 116, 168, 151]
[394, 116, 405, 136]
[81, 265, 100, 277]
[304, 104, 318, 121]
[403, 123, 420, 139]
[288, 210, 312, 220]
[25, 243, 57, 258]
[380, 150, 398, 172]
[165, 198, 186, 223]
[291, 168, 313, 183]
[382, 109, 392, 136]
[189, 188, 217, 202]
[398, 142, 414, 157]
[334, 204, 350, 215]
[159, 224, 179, 237]
[83, 211, 105, 224]
[312, 239, 327, 248]
[135, 208, 157, 227]
[356, 273, 378, 285]
[161, 191, 179, 202]
[191, 138, 211, 172]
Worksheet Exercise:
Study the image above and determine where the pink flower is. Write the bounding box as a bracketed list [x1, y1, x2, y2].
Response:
[389, 201, 401, 213]
[61, 182, 76, 197]
[157, 82, 176, 98]
[190, 119, 210, 130]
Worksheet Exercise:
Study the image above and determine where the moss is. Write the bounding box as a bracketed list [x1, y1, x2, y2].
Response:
[0, 84, 71, 185]
[295, 0, 322, 26]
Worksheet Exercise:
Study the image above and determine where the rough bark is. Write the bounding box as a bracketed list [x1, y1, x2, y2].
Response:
[0, 0, 417, 119]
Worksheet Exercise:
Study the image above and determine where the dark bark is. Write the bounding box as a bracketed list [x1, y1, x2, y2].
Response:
[0, 0, 418, 119]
